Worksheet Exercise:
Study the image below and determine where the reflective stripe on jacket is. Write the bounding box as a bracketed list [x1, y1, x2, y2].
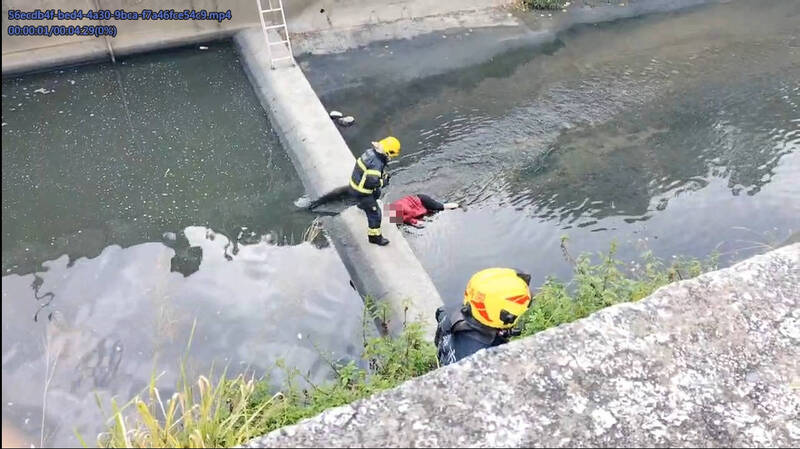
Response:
[349, 148, 387, 195]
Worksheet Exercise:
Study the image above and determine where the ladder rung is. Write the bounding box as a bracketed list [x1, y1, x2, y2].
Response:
[272, 56, 293, 61]
[268, 40, 289, 45]
[262, 24, 286, 30]
[260, 8, 281, 13]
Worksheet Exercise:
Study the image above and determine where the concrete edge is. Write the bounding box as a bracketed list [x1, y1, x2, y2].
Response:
[242, 243, 800, 447]
[233, 28, 444, 338]
[2, 0, 721, 77]
[233, 28, 353, 200]
[2, 26, 249, 77]
[323, 208, 443, 337]
[290, 5, 520, 55]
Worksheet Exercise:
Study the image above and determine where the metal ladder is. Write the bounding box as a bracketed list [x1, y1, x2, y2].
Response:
[256, 0, 294, 69]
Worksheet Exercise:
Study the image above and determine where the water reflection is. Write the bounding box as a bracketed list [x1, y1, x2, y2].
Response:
[2, 41, 308, 277]
[513, 74, 799, 222]
[2, 40, 359, 448]
[1, 228, 363, 447]
[307, 0, 799, 217]
[303, 0, 799, 301]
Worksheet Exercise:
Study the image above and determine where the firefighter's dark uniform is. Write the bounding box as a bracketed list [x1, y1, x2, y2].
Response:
[349, 147, 390, 244]
[434, 305, 512, 366]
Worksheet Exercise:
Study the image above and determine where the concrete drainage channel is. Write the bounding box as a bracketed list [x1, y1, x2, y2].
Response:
[226, 0, 729, 339]
[1, 1, 730, 341]
[228, 0, 729, 339]
[7, 0, 776, 446]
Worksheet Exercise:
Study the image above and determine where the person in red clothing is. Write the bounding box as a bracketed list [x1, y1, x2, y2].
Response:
[388, 194, 459, 228]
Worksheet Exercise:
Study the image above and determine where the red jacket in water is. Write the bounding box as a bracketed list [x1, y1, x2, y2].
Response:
[390, 195, 428, 226]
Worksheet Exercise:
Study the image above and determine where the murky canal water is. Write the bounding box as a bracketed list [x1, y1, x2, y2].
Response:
[2, 1, 799, 446]
[302, 0, 799, 304]
[2, 43, 363, 447]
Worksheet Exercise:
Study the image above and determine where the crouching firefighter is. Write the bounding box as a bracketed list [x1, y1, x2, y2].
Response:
[434, 268, 532, 366]
[348, 136, 401, 246]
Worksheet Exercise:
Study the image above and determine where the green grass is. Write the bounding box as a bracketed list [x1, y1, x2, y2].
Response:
[518, 238, 718, 337]
[91, 240, 717, 448]
[91, 312, 437, 448]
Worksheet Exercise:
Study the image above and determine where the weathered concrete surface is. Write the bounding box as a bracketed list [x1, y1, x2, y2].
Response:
[235, 28, 352, 202]
[1, 0, 515, 75]
[2, 0, 723, 76]
[234, 28, 443, 337]
[288, 0, 517, 55]
[286, 0, 510, 34]
[245, 244, 800, 447]
[322, 207, 443, 336]
[289, 0, 722, 55]
[1, 0, 260, 75]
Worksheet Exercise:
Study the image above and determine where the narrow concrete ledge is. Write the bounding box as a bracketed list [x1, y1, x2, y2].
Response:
[290, 5, 519, 55]
[245, 243, 800, 447]
[1, 0, 721, 76]
[286, 0, 511, 35]
[2, 39, 110, 76]
[235, 28, 354, 199]
[1, 27, 250, 77]
[323, 208, 442, 337]
[234, 28, 443, 337]
[2, 0, 516, 76]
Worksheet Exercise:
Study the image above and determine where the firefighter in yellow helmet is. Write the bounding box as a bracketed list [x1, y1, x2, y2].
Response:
[434, 268, 532, 366]
[348, 136, 401, 246]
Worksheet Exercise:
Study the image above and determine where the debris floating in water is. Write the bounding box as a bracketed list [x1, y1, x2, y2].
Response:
[33, 87, 51, 94]
[294, 195, 311, 208]
[329, 110, 356, 126]
[337, 116, 355, 127]
[199, 45, 209, 50]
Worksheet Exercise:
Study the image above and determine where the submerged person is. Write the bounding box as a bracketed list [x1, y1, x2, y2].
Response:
[434, 268, 533, 366]
[388, 194, 459, 228]
[348, 136, 401, 246]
